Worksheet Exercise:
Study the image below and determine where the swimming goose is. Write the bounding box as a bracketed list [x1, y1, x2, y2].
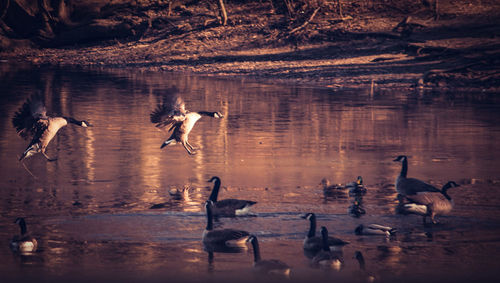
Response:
[401, 181, 459, 224]
[347, 176, 367, 195]
[354, 251, 376, 283]
[207, 176, 257, 217]
[202, 200, 249, 248]
[302, 213, 349, 254]
[393, 155, 441, 197]
[311, 227, 343, 270]
[12, 94, 91, 161]
[10, 218, 38, 254]
[355, 224, 396, 237]
[150, 94, 223, 155]
[247, 235, 291, 277]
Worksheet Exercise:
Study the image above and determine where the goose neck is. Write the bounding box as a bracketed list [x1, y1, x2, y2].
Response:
[307, 216, 316, 238]
[18, 219, 27, 235]
[321, 229, 329, 251]
[208, 179, 221, 202]
[400, 158, 408, 178]
[205, 204, 213, 231]
[251, 238, 261, 262]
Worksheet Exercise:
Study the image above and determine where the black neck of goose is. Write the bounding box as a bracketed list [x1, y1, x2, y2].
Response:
[441, 184, 453, 201]
[208, 178, 221, 202]
[356, 253, 366, 270]
[251, 237, 261, 262]
[64, 117, 80, 125]
[321, 228, 329, 252]
[198, 111, 215, 117]
[307, 215, 316, 238]
[18, 219, 27, 235]
[206, 203, 213, 231]
[400, 157, 408, 178]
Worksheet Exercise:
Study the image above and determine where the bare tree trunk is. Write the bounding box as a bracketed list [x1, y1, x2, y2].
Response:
[337, 0, 343, 18]
[283, 0, 294, 19]
[217, 0, 228, 26]
[434, 0, 439, 20]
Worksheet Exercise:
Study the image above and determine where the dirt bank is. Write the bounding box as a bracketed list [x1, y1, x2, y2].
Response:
[1, 0, 499, 92]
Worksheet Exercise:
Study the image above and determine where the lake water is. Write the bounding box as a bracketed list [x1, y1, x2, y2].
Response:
[1, 63, 500, 282]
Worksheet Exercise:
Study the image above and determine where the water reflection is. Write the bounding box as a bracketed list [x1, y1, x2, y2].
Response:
[1, 64, 500, 281]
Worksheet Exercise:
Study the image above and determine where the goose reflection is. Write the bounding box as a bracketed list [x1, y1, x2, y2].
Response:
[310, 227, 343, 271]
[302, 213, 349, 259]
[149, 185, 193, 209]
[247, 235, 291, 277]
[354, 251, 376, 282]
[202, 200, 249, 251]
[349, 195, 367, 218]
[10, 218, 38, 254]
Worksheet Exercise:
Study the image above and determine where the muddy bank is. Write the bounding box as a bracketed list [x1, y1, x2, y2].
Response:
[1, 0, 499, 91]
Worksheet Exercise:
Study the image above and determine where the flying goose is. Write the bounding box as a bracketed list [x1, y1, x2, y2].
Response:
[355, 224, 396, 237]
[247, 235, 291, 277]
[302, 213, 349, 254]
[10, 218, 38, 254]
[311, 227, 343, 270]
[393, 155, 441, 197]
[400, 181, 459, 224]
[202, 200, 249, 248]
[12, 94, 91, 162]
[150, 93, 223, 155]
[207, 176, 257, 217]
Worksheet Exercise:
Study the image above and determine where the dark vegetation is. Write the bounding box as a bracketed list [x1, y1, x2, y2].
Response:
[1, 0, 499, 91]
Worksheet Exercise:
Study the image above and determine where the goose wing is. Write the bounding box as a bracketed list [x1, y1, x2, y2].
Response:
[256, 259, 290, 271]
[26, 119, 49, 147]
[406, 191, 447, 205]
[150, 93, 187, 130]
[400, 177, 441, 194]
[215, 199, 257, 210]
[12, 95, 48, 139]
[328, 236, 349, 246]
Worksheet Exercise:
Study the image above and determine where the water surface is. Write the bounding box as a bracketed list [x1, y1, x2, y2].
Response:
[1, 64, 500, 282]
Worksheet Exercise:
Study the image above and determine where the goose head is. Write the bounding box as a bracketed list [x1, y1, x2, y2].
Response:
[356, 176, 363, 185]
[301, 212, 316, 221]
[213, 112, 224, 119]
[15, 217, 27, 235]
[442, 181, 460, 191]
[208, 176, 220, 183]
[80, 120, 92, 127]
[246, 234, 257, 244]
[65, 117, 92, 127]
[393, 155, 407, 162]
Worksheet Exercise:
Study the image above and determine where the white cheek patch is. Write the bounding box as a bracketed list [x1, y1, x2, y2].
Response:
[81, 122, 88, 127]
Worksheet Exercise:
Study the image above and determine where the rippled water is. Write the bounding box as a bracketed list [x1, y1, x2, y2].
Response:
[1, 64, 500, 282]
